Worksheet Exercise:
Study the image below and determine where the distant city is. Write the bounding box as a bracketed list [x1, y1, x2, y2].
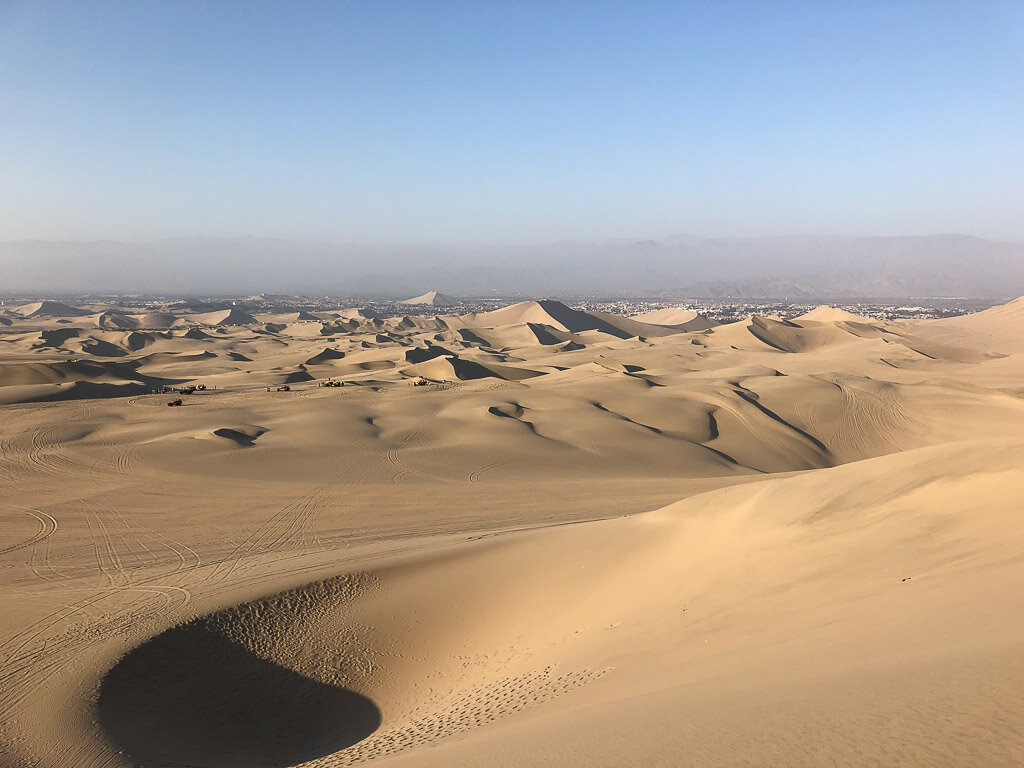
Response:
[0, 291, 998, 325]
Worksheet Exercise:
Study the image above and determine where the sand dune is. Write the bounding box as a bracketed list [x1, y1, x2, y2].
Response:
[402, 345, 452, 364]
[629, 306, 718, 330]
[305, 347, 348, 365]
[337, 438, 1024, 767]
[0, 359, 143, 387]
[134, 311, 183, 329]
[1, 298, 1023, 766]
[14, 299, 91, 317]
[463, 299, 684, 340]
[402, 354, 544, 382]
[399, 291, 460, 306]
[94, 310, 141, 329]
[78, 337, 130, 357]
[334, 307, 382, 321]
[794, 304, 879, 323]
[123, 331, 157, 350]
[911, 296, 1024, 355]
[632, 306, 698, 323]
[191, 308, 259, 326]
[744, 314, 888, 353]
[260, 310, 322, 323]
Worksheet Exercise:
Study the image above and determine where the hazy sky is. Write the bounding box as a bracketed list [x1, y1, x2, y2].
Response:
[2, 1, 1023, 243]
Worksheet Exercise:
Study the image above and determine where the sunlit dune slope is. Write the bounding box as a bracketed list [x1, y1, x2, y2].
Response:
[96, 438, 1024, 767]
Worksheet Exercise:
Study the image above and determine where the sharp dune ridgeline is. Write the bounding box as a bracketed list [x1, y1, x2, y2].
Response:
[398, 291, 461, 307]
[1, 297, 1023, 767]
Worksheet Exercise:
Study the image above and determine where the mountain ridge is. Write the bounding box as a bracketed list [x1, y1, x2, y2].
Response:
[2, 234, 1022, 298]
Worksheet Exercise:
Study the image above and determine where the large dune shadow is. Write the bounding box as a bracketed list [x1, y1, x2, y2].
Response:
[98, 621, 381, 768]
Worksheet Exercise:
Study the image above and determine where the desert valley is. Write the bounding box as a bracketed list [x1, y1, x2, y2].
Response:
[0, 294, 1022, 766]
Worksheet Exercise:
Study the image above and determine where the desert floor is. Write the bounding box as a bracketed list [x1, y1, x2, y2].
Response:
[1, 298, 1023, 767]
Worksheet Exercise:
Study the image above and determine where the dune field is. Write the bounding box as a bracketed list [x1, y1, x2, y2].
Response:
[1, 296, 1023, 767]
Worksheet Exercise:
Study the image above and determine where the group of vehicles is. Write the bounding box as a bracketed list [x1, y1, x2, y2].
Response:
[156, 384, 207, 395]
[163, 375, 440, 407]
[158, 382, 207, 406]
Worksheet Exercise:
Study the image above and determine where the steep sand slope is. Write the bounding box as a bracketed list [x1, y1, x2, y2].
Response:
[356, 438, 1024, 767]
[399, 291, 459, 306]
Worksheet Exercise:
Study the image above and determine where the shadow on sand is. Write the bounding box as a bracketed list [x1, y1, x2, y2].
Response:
[98, 623, 381, 768]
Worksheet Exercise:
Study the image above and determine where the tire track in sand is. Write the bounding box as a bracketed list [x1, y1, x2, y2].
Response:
[0, 510, 57, 557]
[468, 460, 514, 484]
[0, 508, 200, 720]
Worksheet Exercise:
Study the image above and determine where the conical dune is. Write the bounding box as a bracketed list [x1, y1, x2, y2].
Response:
[399, 291, 460, 306]
[14, 300, 90, 317]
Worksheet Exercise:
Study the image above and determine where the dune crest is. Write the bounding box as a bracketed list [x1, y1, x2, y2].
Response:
[399, 291, 460, 306]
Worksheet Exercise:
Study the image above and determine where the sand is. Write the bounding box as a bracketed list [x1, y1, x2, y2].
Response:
[0, 298, 1022, 767]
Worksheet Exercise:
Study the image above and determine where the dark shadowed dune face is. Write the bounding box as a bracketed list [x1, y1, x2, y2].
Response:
[212, 426, 266, 446]
[98, 622, 381, 768]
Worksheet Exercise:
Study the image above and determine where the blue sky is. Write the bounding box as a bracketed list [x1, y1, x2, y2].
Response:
[2, 1, 1022, 242]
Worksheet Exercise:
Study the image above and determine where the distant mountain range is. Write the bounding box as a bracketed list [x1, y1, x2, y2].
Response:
[1, 234, 1022, 299]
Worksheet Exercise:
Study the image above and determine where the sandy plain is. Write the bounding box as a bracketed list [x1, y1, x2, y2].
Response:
[0, 296, 1023, 767]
